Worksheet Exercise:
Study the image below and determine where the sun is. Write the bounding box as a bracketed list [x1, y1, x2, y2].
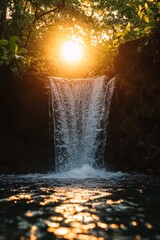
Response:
[61, 41, 83, 63]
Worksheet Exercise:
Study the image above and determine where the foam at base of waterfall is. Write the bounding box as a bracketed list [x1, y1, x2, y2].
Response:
[47, 164, 125, 179]
[2, 165, 126, 180]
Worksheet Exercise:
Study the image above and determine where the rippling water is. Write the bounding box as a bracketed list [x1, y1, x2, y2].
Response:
[0, 166, 160, 240]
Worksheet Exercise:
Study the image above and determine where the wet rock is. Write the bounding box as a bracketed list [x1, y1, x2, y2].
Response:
[106, 29, 160, 175]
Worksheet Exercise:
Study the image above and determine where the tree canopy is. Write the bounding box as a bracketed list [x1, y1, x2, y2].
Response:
[0, 0, 159, 76]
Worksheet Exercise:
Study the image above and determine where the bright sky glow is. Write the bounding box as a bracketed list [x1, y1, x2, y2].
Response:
[61, 41, 83, 63]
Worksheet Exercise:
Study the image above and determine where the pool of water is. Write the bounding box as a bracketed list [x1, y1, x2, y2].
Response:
[0, 168, 160, 240]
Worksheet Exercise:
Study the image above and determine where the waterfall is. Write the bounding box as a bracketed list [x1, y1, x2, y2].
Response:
[49, 75, 115, 172]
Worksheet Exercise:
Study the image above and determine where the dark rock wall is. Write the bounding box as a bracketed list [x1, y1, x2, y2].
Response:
[0, 66, 53, 173]
[106, 30, 160, 174]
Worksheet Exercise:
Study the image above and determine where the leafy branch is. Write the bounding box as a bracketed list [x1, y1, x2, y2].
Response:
[24, 0, 66, 48]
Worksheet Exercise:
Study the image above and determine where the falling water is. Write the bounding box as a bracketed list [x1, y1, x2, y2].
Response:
[49, 75, 115, 172]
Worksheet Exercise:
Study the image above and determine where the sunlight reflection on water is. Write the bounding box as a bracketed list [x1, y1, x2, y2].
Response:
[0, 172, 160, 240]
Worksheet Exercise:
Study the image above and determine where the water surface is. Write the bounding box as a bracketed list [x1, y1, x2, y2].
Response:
[0, 167, 160, 240]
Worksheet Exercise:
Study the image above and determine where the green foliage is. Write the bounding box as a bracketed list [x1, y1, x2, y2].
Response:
[1, 0, 158, 47]
[9, 36, 19, 54]
[82, 0, 159, 45]
[0, 39, 8, 46]
[0, 0, 159, 75]
[0, 35, 29, 69]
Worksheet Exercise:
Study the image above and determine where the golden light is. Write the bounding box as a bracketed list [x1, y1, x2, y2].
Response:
[61, 41, 83, 63]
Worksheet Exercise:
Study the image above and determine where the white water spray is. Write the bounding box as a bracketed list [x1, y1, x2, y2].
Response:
[49, 76, 115, 172]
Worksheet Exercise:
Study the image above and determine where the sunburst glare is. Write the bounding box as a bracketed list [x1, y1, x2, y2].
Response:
[61, 41, 83, 63]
